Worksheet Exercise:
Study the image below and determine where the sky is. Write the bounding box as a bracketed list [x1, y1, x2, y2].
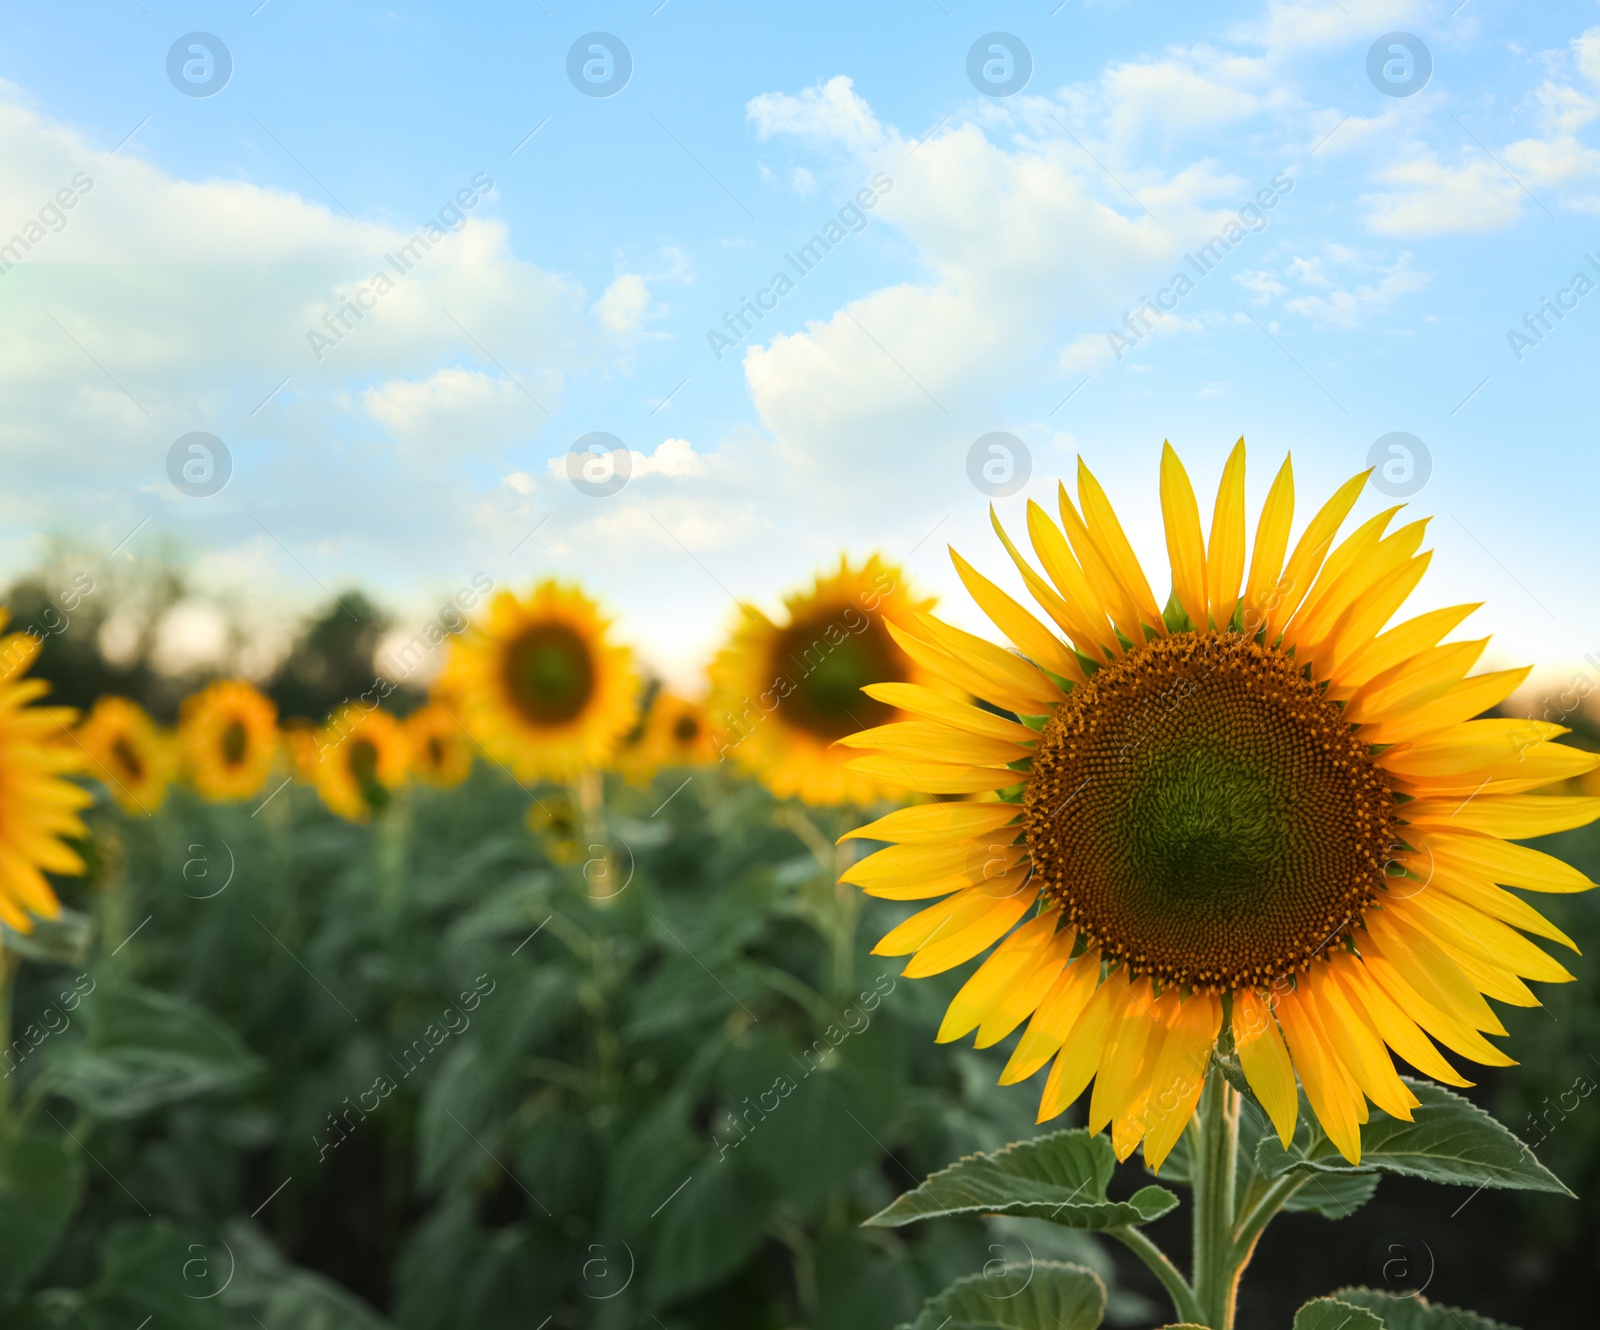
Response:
[2, 0, 1599, 698]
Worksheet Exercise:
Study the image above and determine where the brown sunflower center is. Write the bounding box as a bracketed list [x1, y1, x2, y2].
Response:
[111, 735, 145, 781]
[1023, 632, 1395, 990]
[221, 719, 248, 766]
[769, 608, 903, 740]
[427, 736, 445, 767]
[672, 713, 700, 744]
[503, 623, 595, 726]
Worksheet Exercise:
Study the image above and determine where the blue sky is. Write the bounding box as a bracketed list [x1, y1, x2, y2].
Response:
[3, 0, 1599, 692]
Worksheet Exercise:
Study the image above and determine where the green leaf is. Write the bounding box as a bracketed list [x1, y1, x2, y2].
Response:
[901, 1261, 1106, 1330]
[1282, 1169, 1380, 1220]
[646, 1159, 776, 1308]
[1293, 1297, 1385, 1330]
[220, 1222, 394, 1330]
[0, 1132, 83, 1300]
[1331, 1287, 1522, 1330]
[37, 980, 259, 1118]
[0, 908, 91, 966]
[864, 1129, 1178, 1231]
[1257, 1078, 1571, 1197]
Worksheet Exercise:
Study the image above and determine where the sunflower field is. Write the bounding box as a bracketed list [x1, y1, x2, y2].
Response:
[3, 446, 1600, 1329]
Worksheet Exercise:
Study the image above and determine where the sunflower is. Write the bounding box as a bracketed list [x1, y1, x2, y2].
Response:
[840, 442, 1600, 1169]
[76, 696, 173, 815]
[311, 704, 409, 821]
[622, 688, 720, 783]
[406, 703, 473, 787]
[437, 581, 638, 783]
[178, 680, 280, 802]
[708, 555, 935, 806]
[0, 625, 91, 932]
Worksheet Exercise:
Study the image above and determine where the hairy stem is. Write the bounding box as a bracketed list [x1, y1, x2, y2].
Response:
[1191, 1061, 1242, 1328]
[1110, 1225, 1202, 1324]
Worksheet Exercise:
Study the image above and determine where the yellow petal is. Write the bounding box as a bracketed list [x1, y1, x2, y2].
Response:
[1143, 991, 1221, 1171]
[1343, 639, 1490, 725]
[1308, 964, 1418, 1121]
[1409, 828, 1595, 894]
[1363, 910, 1506, 1034]
[1088, 977, 1160, 1133]
[975, 930, 1074, 1048]
[1330, 603, 1481, 697]
[1233, 988, 1298, 1148]
[1240, 453, 1294, 637]
[1078, 458, 1165, 633]
[1206, 439, 1247, 628]
[1280, 506, 1406, 655]
[1036, 975, 1119, 1121]
[938, 910, 1064, 1044]
[1357, 946, 1516, 1067]
[844, 753, 1020, 795]
[1265, 468, 1369, 642]
[1402, 793, 1600, 841]
[858, 684, 1039, 743]
[1019, 501, 1119, 657]
[1387, 890, 1573, 985]
[1357, 667, 1531, 746]
[872, 885, 1016, 956]
[1329, 951, 1471, 1087]
[1375, 720, 1568, 778]
[1315, 551, 1431, 683]
[901, 614, 1065, 712]
[1401, 856, 1577, 951]
[836, 720, 1031, 768]
[902, 886, 1039, 977]
[950, 548, 1086, 684]
[1001, 947, 1103, 1084]
[1159, 442, 1207, 630]
[841, 801, 1020, 845]
[841, 839, 1023, 897]
[1056, 484, 1150, 648]
[1274, 986, 1364, 1164]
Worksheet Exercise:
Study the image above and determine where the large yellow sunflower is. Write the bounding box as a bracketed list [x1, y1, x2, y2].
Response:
[311, 704, 409, 821]
[178, 680, 280, 802]
[841, 442, 1600, 1169]
[437, 581, 638, 783]
[708, 555, 935, 806]
[76, 696, 174, 815]
[405, 703, 473, 788]
[0, 625, 91, 932]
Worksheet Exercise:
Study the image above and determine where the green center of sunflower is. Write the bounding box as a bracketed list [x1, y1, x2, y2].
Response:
[1023, 632, 1395, 990]
[770, 609, 903, 740]
[503, 623, 595, 726]
[221, 720, 248, 766]
[111, 735, 145, 781]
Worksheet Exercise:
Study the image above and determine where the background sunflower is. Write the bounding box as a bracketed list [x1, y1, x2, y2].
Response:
[437, 581, 638, 783]
[311, 704, 409, 821]
[708, 554, 935, 806]
[405, 703, 473, 788]
[75, 695, 173, 815]
[0, 623, 89, 932]
[178, 679, 280, 803]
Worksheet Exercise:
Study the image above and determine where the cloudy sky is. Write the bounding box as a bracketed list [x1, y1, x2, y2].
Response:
[3, 0, 1598, 693]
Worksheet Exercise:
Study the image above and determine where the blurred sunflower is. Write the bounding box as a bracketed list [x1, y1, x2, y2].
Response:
[708, 555, 934, 806]
[406, 703, 473, 787]
[282, 717, 322, 784]
[76, 696, 173, 815]
[525, 791, 585, 865]
[624, 688, 720, 783]
[438, 582, 637, 782]
[841, 442, 1600, 1169]
[0, 625, 91, 932]
[311, 704, 409, 821]
[179, 680, 279, 802]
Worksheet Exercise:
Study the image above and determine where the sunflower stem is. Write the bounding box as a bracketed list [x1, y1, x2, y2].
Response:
[1109, 1225, 1202, 1324]
[1190, 1059, 1241, 1328]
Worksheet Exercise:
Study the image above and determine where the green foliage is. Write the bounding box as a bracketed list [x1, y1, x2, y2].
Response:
[897, 1261, 1106, 1330]
[1329, 1287, 1522, 1330]
[865, 1128, 1178, 1230]
[1257, 1079, 1571, 1196]
[0, 766, 1087, 1327]
[1291, 1296, 1385, 1330]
